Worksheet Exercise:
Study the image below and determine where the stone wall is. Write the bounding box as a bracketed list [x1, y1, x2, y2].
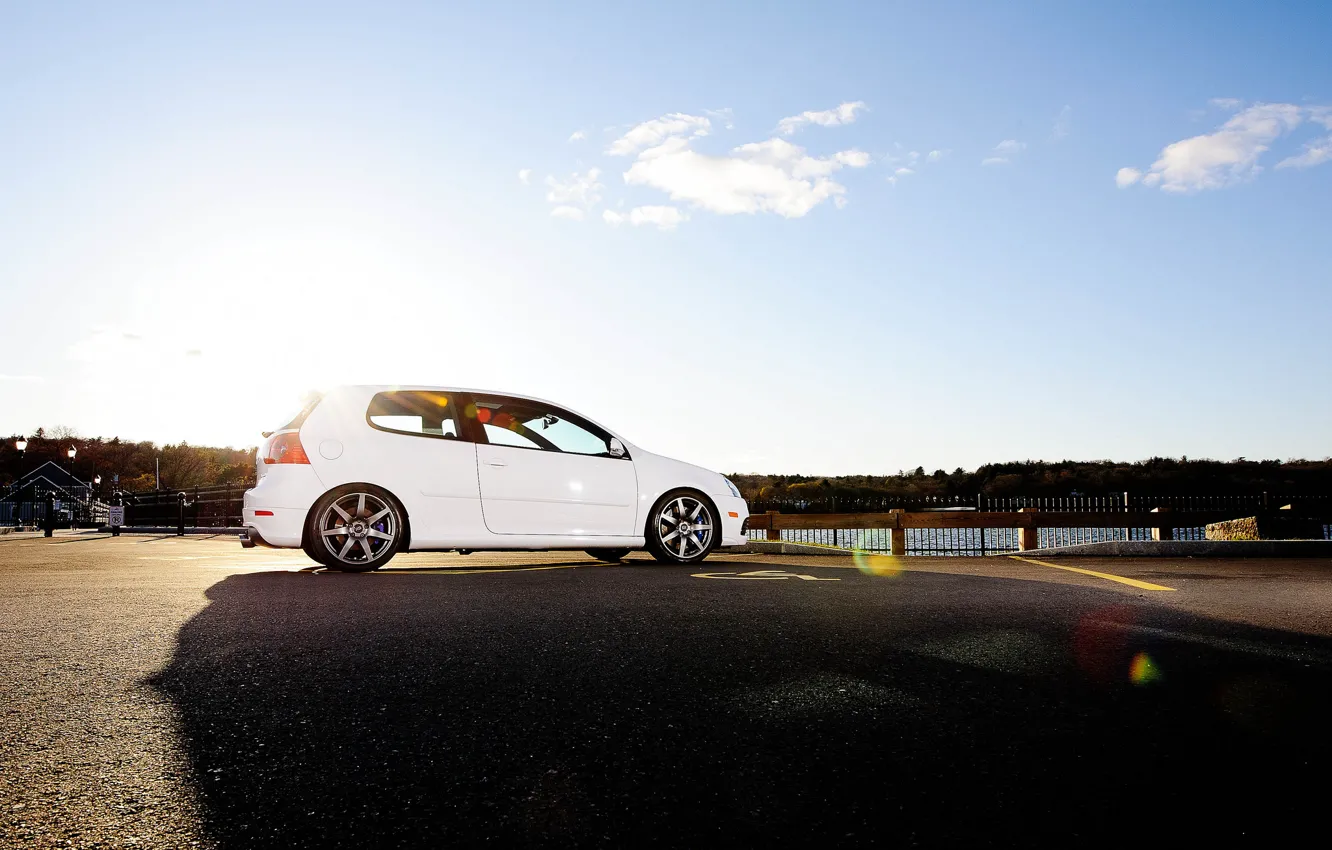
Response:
[1205, 516, 1325, 540]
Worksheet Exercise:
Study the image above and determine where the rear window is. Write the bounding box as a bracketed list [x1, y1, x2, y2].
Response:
[367, 391, 458, 438]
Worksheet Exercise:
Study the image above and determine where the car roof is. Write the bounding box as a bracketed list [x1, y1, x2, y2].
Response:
[342, 384, 560, 406]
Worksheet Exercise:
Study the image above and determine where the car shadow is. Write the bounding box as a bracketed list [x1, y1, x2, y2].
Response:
[149, 567, 1332, 847]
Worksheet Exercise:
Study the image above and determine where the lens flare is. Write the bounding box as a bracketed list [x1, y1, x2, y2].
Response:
[1129, 651, 1162, 685]
[852, 549, 903, 577]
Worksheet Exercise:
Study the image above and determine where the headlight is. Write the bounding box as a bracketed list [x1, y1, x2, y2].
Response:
[723, 477, 741, 498]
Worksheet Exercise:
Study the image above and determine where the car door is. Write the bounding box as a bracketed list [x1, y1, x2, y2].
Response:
[465, 394, 638, 536]
[351, 390, 484, 543]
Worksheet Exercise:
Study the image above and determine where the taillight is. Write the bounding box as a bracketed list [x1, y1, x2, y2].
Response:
[264, 432, 311, 465]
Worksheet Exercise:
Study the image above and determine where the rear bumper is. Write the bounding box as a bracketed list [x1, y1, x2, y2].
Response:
[241, 504, 307, 548]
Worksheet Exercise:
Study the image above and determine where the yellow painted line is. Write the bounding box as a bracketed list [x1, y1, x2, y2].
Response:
[1008, 555, 1175, 592]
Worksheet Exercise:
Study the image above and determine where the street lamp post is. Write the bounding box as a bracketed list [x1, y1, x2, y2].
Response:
[66, 447, 77, 530]
[14, 439, 28, 528]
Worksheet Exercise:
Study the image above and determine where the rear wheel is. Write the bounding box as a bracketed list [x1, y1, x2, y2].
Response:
[645, 491, 716, 565]
[585, 548, 631, 563]
[306, 486, 403, 572]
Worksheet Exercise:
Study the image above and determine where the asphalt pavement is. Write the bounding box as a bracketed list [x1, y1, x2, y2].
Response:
[3, 533, 1332, 848]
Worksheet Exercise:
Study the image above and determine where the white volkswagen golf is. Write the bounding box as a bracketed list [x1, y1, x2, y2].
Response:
[241, 386, 750, 571]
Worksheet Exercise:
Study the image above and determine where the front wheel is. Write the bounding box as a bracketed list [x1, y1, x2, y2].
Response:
[645, 491, 717, 565]
[306, 486, 404, 572]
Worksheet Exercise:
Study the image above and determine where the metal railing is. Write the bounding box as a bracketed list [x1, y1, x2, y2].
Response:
[113, 484, 247, 529]
[747, 492, 1332, 516]
[1, 488, 110, 528]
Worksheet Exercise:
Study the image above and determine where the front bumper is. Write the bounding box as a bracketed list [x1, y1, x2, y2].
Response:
[714, 495, 750, 548]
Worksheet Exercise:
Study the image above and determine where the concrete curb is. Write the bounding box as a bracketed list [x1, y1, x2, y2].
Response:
[1014, 540, 1332, 558]
[728, 541, 854, 556]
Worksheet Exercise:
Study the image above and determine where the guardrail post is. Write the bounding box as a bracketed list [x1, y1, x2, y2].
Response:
[765, 511, 780, 541]
[1018, 507, 1039, 551]
[890, 509, 906, 556]
[1151, 506, 1173, 541]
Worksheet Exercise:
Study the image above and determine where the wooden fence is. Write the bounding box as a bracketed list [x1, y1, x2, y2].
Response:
[745, 506, 1331, 555]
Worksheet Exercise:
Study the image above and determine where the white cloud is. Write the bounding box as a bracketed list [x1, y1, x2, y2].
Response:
[603, 205, 688, 231]
[981, 139, 1026, 165]
[623, 135, 871, 218]
[0, 374, 42, 381]
[777, 101, 866, 135]
[705, 107, 735, 130]
[1277, 107, 1332, 169]
[887, 166, 916, 186]
[1210, 97, 1243, 110]
[1052, 105, 1072, 140]
[1115, 167, 1143, 188]
[1277, 138, 1332, 169]
[544, 168, 603, 218]
[927, 149, 947, 162]
[517, 168, 532, 184]
[568, 130, 586, 142]
[608, 113, 711, 156]
[1118, 102, 1313, 192]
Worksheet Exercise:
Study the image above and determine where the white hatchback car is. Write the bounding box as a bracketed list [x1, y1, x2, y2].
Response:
[241, 386, 750, 571]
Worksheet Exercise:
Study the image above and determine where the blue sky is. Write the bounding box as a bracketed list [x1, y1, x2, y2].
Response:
[2, 1, 1330, 475]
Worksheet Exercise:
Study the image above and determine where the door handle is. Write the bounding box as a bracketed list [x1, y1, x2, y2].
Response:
[486, 459, 508, 468]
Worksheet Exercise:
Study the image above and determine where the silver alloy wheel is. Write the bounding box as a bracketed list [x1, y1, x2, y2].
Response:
[656, 495, 714, 559]
[318, 492, 396, 565]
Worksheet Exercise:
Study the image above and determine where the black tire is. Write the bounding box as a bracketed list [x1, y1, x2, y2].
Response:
[301, 539, 323, 565]
[305, 484, 404, 572]
[585, 548, 631, 563]
[645, 489, 718, 565]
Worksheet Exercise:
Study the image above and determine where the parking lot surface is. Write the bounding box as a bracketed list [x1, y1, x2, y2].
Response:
[3, 533, 1332, 847]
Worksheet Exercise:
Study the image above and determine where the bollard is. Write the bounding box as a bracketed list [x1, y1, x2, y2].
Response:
[177, 492, 186, 537]
[44, 493, 54, 538]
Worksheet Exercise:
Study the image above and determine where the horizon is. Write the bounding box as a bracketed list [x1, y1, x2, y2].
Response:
[3, 1, 1330, 475]
[5, 425, 1328, 479]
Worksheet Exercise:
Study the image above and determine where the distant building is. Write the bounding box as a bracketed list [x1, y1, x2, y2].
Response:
[1, 462, 93, 525]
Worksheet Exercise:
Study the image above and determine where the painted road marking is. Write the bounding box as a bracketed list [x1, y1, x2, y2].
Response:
[1008, 556, 1175, 592]
[692, 570, 840, 581]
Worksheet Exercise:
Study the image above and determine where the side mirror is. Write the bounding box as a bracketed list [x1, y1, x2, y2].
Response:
[608, 438, 627, 458]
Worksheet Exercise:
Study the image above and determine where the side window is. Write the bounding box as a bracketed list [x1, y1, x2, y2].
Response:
[367, 392, 458, 438]
[483, 422, 540, 450]
[467, 397, 617, 457]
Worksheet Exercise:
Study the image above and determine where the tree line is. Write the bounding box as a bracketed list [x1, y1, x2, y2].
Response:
[3, 427, 1329, 505]
[1, 428, 255, 492]
[731, 456, 1332, 511]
